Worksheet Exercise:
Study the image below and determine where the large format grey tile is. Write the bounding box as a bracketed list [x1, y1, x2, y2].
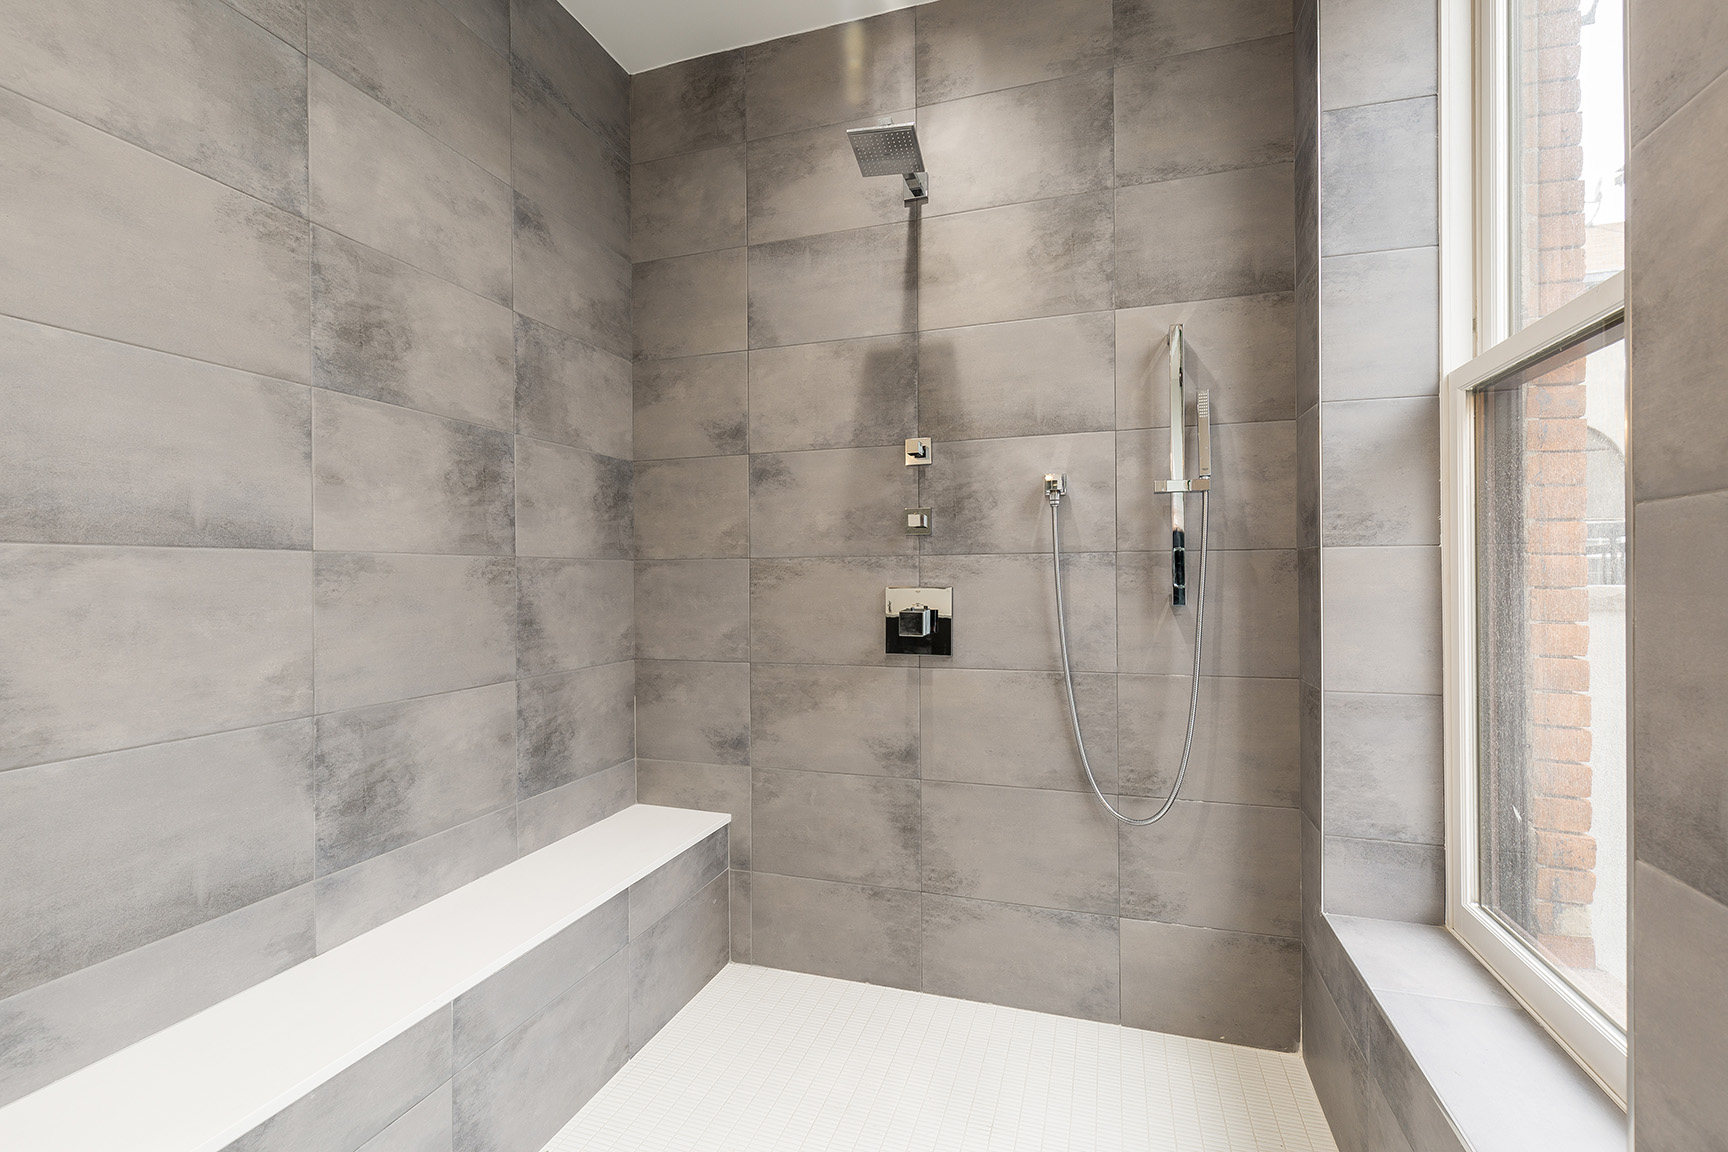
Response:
[438, 0, 508, 53]
[634, 455, 750, 559]
[748, 225, 916, 350]
[0, 724, 312, 1001]
[220, 0, 308, 50]
[514, 439, 631, 559]
[1322, 691, 1443, 845]
[1320, 247, 1440, 402]
[1319, 98, 1438, 258]
[1324, 835, 1443, 922]
[1120, 918, 1300, 1049]
[1317, 0, 1438, 110]
[515, 317, 632, 460]
[516, 663, 635, 799]
[918, 552, 1116, 673]
[916, 0, 1112, 103]
[747, 336, 918, 453]
[633, 249, 749, 360]
[921, 782, 1118, 914]
[920, 668, 1116, 791]
[1118, 548, 1299, 677]
[0, 0, 307, 212]
[1319, 545, 1441, 695]
[632, 145, 747, 262]
[748, 556, 921, 667]
[516, 559, 633, 674]
[632, 51, 745, 163]
[1627, 0, 1728, 145]
[921, 432, 1115, 555]
[1118, 421, 1298, 551]
[356, 1083, 452, 1152]
[308, 0, 509, 179]
[309, 64, 511, 303]
[749, 872, 921, 989]
[1115, 37, 1293, 186]
[1115, 164, 1295, 307]
[1114, 0, 1292, 64]
[744, 11, 915, 140]
[630, 830, 729, 937]
[514, 193, 633, 359]
[745, 110, 914, 246]
[0, 88, 310, 382]
[507, 0, 628, 153]
[921, 895, 1119, 1021]
[920, 193, 1114, 331]
[752, 664, 919, 777]
[1319, 397, 1440, 546]
[750, 447, 918, 557]
[515, 760, 635, 853]
[636, 560, 749, 662]
[636, 661, 750, 765]
[313, 229, 514, 432]
[918, 72, 1114, 217]
[636, 761, 752, 867]
[314, 391, 514, 555]
[920, 313, 1116, 443]
[1116, 294, 1297, 428]
[754, 768, 921, 889]
[1118, 676, 1300, 807]
[633, 353, 749, 461]
[316, 685, 516, 874]
[0, 317, 311, 549]
[1302, 963, 1416, 1152]
[316, 553, 515, 712]
[511, 71, 629, 258]
[1118, 799, 1299, 935]
[0, 546, 312, 770]
[628, 872, 729, 1051]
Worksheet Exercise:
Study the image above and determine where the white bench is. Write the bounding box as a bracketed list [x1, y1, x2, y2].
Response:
[0, 804, 730, 1152]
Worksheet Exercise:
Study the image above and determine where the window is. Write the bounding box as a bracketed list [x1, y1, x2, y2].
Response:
[1441, 0, 1628, 1102]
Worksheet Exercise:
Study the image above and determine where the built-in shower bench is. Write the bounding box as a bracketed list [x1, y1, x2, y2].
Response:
[0, 803, 731, 1152]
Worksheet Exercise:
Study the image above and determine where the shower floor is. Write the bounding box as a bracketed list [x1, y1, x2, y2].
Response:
[545, 964, 1338, 1152]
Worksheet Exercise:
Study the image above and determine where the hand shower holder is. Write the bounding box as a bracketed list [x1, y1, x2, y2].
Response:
[1151, 477, 1211, 494]
[1152, 324, 1212, 607]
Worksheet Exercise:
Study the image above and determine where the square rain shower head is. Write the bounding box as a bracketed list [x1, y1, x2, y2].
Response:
[847, 123, 928, 202]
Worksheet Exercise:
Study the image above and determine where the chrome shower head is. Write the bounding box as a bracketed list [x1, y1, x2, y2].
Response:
[847, 122, 929, 203]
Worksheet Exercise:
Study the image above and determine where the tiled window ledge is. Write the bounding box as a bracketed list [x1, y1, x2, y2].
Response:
[1311, 913, 1626, 1152]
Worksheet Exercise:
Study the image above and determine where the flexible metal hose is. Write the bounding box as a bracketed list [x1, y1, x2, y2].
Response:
[1051, 490, 1208, 826]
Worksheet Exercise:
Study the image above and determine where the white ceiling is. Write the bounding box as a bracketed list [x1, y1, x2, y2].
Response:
[558, 0, 928, 74]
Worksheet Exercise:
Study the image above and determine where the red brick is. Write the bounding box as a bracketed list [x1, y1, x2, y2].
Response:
[1527, 382, 1587, 414]
[1538, 180, 1586, 216]
[1532, 10, 1583, 47]
[1535, 655, 1590, 691]
[1529, 451, 1586, 486]
[1537, 44, 1583, 81]
[1540, 245, 1587, 284]
[1530, 587, 1588, 621]
[1538, 867, 1598, 903]
[1536, 758, 1594, 797]
[1537, 112, 1585, 150]
[1527, 419, 1588, 452]
[1537, 829, 1598, 869]
[1536, 78, 1583, 116]
[1529, 553, 1589, 588]
[1540, 281, 1590, 315]
[1532, 621, 1590, 658]
[1526, 520, 1588, 555]
[1533, 724, 1593, 762]
[1536, 933, 1597, 968]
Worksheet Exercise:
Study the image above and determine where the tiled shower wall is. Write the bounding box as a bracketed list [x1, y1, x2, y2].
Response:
[0, 0, 632, 1105]
[629, 0, 1306, 1048]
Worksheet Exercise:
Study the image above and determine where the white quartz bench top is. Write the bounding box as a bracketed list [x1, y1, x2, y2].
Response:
[0, 804, 730, 1152]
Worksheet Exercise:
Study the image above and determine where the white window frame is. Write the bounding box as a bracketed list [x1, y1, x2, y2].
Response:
[1438, 0, 1630, 1105]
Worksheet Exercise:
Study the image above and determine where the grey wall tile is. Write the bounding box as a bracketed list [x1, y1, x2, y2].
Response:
[309, 64, 511, 303]
[356, 1082, 452, 1152]
[920, 312, 1116, 442]
[918, 552, 1116, 673]
[1317, 0, 1438, 110]
[515, 760, 635, 853]
[922, 895, 1120, 1021]
[514, 438, 631, 559]
[514, 193, 633, 359]
[921, 782, 1118, 914]
[749, 447, 919, 558]
[754, 768, 921, 889]
[0, 317, 311, 549]
[630, 829, 729, 937]
[1114, 0, 1292, 64]
[1116, 293, 1297, 428]
[1322, 691, 1442, 845]
[511, 73, 629, 259]
[1115, 37, 1293, 186]
[308, 0, 510, 179]
[920, 192, 1114, 331]
[632, 145, 747, 262]
[920, 668, 1116, 791]
[227, 1008, 450, 1152]
[1319, 545, 1441, 695]
[316, 685, 516, 874]
[1121, 918, 1300, 1049]
[731, 872, 753, 961]
[453, 949, 628, 1152]
[507, 0, 627, 153]
[0, 724, 312, 1000]
[1627, 0, 1728, 144]
[1298, 406, 1320, 552]
[1115, 164, 1295, 307]
[1298, 544, 1320, 685]
[313, 229, 515, 432]
[221, 0, 308, 49]
[1295, 269, 1320, 413]
[634, 353, 749, 461]
[1301, 679, 1322, 826]
[1118, 421, 1298, 551]
[752, 664, 920, 777]
[438, 0, 508, 53]
[316, 553, 515, 712]
[628, 871, 728, 1051]
[1319, 247, 1440, 402]
[516, 662, 635, 799]
[315, 808, 517, 949]
[922, 432, 1115, 555]
[1118, 548, 1298, 678]
[1119, 799, 1299, 935]
[749, 556, 921, 666]
[919, 72, 1114, 217]
[314, 391, 514, 555]
[517, 558, 633, 674]
[916, 0, 1113, 103]
[636, 560, 749, 662]
[632, 51, 746, 163]
[633, 248, 749, 360]
[1303, 963, 1417, 1152]
[0, 887, 313, 1109]
[515, 317, 633, 460]
[1324, 835, 1443, 922]
[636, 760, 752, 867]
[0, 546, 312, 770]
[0, 0, 308, 212]
[749, 872, 920, 989]
[744, 11, 915, 139]
[0, 88, 310, 382]
[635, 455, 750, 558]
[636, 661, 751, 765]
[1318, 98, 1438, 258]
[748, 225, 916, 349]
[747, 336, 918, 453]
[745, 110, 915, 245]
[1119, 676, 1300, 808]
[1319, 397, 1439, 547]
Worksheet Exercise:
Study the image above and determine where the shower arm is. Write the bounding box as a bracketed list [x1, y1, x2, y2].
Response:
[1150, 324, 1211, 606]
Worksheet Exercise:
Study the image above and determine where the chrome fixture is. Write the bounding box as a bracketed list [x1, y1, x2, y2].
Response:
[1150, 324, 1212, 605]
[847, 121, 929, 203]
[905, 437, 933, 466]
[885, 587, 952, 655]
[904, 507, 933, 535]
